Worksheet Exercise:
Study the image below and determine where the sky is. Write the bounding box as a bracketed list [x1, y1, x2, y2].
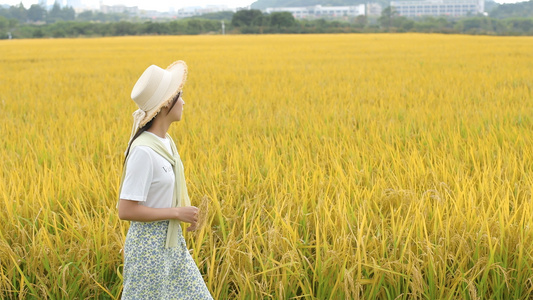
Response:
[2, 0, 255, 11]
[1, 0, 526, 12]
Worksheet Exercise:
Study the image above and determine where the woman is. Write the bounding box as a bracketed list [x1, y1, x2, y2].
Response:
[118, 61, 212, 299]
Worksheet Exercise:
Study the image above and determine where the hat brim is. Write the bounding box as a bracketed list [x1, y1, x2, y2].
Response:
[138, 60, 188, 127]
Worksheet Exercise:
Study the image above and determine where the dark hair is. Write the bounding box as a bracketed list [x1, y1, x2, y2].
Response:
[123, 118, 155, 165]
[166, 91, 181, 115]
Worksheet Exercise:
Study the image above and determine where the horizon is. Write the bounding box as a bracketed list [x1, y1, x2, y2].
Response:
[0, 0, 527, 12]
[0, 0, 254, 11]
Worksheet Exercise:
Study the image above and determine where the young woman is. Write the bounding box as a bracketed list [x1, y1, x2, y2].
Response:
[118, 61, 212, 299]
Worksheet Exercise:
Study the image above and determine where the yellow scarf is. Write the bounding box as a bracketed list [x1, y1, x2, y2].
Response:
[118, 131, 190, 248]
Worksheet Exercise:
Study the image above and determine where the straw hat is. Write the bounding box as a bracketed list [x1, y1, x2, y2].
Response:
[128, 60, 187, 141]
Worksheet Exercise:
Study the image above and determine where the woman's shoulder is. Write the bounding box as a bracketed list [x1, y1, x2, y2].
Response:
[127, 145, 156, 163]
[131, 145, 166, 158]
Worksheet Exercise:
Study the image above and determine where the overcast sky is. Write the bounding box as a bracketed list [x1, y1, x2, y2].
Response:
[1, 0, 525, 12]
[2, 0, 253, 11]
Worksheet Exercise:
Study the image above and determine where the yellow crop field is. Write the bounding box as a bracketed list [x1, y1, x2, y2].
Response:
[1, 34, 532, 299]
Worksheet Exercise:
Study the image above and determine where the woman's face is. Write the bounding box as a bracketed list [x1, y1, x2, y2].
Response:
[165, 92, 185, 122]
[171, 96, 185, 121]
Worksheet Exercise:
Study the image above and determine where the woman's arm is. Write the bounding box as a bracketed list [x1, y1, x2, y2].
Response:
[118, 199, 198, 226]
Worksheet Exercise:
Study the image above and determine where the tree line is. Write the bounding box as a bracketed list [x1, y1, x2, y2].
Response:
[1, 4, 532, 39]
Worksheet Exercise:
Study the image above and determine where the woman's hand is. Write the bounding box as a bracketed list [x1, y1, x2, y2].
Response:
[186, 224, 198, 232]
[175, 206, 198, 228]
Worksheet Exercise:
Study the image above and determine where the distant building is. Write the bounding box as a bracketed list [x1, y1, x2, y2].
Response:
[265, 4, 366, 19]
[67, 0, 82, 9]
[100, 4, 138, 15]
[366, 3, 383, 16]
[176, 5, 232, 18]
[390, 0, 484, 17]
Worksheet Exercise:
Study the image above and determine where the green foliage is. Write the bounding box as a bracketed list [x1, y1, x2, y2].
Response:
[47, 3, 75, 23]
[270, 12, 296, 28]
[0, 15, 8, 29]
[413, 17, 455, 33]
[8, 3, 27, 22]
[112, 21, 139, 35]
[231, 9, 264, 27]
[0, 0, 532, 38]
[490, 0, 533, 19]
[378, 6, 399, 29]
[504, 18, 533, 34]
[27, 4, 46, 22]
[0, 15, 8, 38]
[485, 0, 500, 14]
[191, 11, 234, 20]
[0, 4, 532, 39]
[457, 17, 508, 34]
[378, 6, 416, 32]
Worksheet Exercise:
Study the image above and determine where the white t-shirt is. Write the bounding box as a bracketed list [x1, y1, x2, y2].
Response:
[119, 132, 176, 208]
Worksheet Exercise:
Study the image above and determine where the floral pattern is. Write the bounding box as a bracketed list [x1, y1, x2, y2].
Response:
[122, 221, 213, 300]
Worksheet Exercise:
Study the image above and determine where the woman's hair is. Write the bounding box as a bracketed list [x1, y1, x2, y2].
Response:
[124, 118, 155, 165]
[166, 91, 181, 115]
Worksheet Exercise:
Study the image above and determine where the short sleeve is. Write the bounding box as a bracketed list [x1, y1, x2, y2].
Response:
[119, 146, 153, 201]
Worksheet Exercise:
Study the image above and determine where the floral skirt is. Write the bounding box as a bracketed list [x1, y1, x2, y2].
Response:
[122, 221, 213, 300]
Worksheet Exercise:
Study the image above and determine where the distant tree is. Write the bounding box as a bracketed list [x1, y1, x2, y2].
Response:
[270, 12, 296, 28]
[0, 15, 7, 29]
[142, 21, 169, 35]
[48, 2, 60, 19]
[489, 1, 533, 19]
[46, 2, 74, 23]
[413, 16, 453, 33]
[27, 4, 46, 22]
[93, 12, 128, 22]
[0, 15, 9, 38]
[353, 15, 367, 28]
[455, 17, 506, 34]
[186, 19, 204, 34]
[485, 0, 499, 14]
[62, 6, 75, 21]
[168, 20, 187, 34]
[192, 11, 234, 20]
[76, 10, 93, 22]
[315, 18, 327, 28]
[8, 3, 27, 22]
[112, 20, 137, 35]
[47, 2, 61, 23]
[32, 27, 45, 37]
[504, 18, 533, 34]
[395, 17, 415, 31]
[378, 6, 399, 30]
[231, 9, 263, 27]
[8, 17, 17, 28]
[201, 19, 222, 32]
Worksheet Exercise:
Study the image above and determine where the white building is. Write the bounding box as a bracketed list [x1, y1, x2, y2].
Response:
[366, 3, 383, 16]
[67, 0, 82, 9]
[176, 5, 233, 18]
[100, 4, 138, 14]
[265, 5, 366, 19]
[391, 0, 484, 17]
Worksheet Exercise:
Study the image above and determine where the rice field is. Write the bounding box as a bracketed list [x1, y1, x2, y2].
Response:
[1, 33, 533, 299]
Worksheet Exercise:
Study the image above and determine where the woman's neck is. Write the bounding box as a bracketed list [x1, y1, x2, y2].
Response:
[147, 118, 170, 138]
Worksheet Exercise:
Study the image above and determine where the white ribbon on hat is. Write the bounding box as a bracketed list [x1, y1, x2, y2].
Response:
[125, 109, 146, 155]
